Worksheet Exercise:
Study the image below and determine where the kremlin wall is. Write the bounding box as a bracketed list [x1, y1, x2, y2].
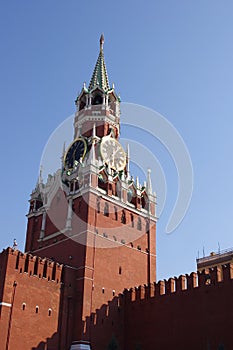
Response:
[0, 35, 232, 350]
[0, 247, 232, 349]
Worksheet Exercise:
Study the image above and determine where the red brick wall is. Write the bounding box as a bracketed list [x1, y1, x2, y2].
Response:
[82, 264, 233, 349]
[124, 265, 233, 350]
[0, 248, 63, 350]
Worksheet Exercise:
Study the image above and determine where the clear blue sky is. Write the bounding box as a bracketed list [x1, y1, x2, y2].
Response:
[1, 0, 233, 280]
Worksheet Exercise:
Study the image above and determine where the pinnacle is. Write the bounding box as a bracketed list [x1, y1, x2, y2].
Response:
[88, 34, 110, 92]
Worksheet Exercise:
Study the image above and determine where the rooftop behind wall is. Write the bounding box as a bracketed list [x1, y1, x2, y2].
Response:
[197, 247, 233, 269]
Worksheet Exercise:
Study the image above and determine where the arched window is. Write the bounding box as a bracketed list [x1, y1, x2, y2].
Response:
[127, 189, 133, 202]
[93, 95, 103, 105]
[114, 206, 118, 221]
[48, 308, 52, 316]
[104, 203, 109, 217]
[121, 210, 126, 224]
[97, 198, 100, 213]
[79, 96, 86, 111]
[137, 217, 142, 231]
[130, 214, 134, 228]
[146, 219, 149, 233]
[22, 303, 26, 311]
[36, 306, 39, 314]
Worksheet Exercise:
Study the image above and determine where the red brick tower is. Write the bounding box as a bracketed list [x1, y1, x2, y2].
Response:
[25, 34, 157, 349]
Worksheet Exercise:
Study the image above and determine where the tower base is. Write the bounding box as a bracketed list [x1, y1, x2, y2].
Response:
[70, 341, 91, 350]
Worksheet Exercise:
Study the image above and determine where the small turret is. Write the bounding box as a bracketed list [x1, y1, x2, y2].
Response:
[13, 238, 17, 250]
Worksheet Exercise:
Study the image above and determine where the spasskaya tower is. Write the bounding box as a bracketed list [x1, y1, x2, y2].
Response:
[25, 34, 157, 350]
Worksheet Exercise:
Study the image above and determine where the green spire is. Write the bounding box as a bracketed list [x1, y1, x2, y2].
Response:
[88, 34, 110, 92]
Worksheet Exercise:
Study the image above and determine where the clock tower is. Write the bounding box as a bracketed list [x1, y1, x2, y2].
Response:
[25, 35, 157, 350]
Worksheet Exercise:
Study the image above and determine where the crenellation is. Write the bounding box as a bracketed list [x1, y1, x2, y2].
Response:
[37, 257, 44, 278]
[121, 263, 233, 302]
[209, 265, 222, 284]
[46, 261, 54, 280]
[124, 287, 134, 302]
[156, 280, 165, 296]
[4, 249, 63, 283]
[175, 274, 186, 292]
[18, 252, 26, 273]
[222, 263, 233, 281]
[140, 285, 146, 300]
[186, 271, 198, 289]
[144, 283, 152, 299]
[197, 269, 207, 286]
[135, 286, 141, 301]
[165, 277, 175, 294]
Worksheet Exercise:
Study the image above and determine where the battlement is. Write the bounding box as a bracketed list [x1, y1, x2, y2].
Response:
[84, 263, 233, 327]
[82, 263, 233, 350]
[0, 247, 63, 283]
[123, 263, 233, 302]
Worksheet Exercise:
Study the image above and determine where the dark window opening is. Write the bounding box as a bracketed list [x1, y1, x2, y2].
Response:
[97, 199, 100, 213]
[79, 100, 86, 111]
[114, 206, 118, 220]
[93, 95, 103, 105]
[146, 220, 149, 233]
[104, 203, 109, 217]
[131, 214, 134, 227]
[121, 210, 126, 224]
[137, 218, 142, 231]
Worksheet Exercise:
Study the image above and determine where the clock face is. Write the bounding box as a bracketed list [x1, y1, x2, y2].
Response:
[100, 137, 126, 171]
[64, 138, 87, 171]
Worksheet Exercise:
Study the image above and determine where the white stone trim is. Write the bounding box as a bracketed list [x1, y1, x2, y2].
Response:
[71, 186, 157, 222]
[32, 228, 156, 257]
[76, 276, 93, 281]
[0, 302, 12, 307]
[39, 228, 87, 242]
[75, 265, 94, 271]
